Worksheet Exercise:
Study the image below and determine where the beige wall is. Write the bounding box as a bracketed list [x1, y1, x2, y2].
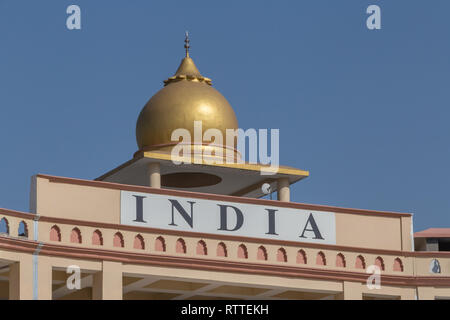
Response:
[414, 255, 450, 276]
[33, 175, 411, 251]
[35, 176, 120, 224]
[336, 214, 403, 251]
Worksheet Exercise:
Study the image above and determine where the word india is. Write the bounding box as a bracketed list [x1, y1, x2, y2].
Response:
[171, 121, 279, 175]
[121, 191, 337, 245]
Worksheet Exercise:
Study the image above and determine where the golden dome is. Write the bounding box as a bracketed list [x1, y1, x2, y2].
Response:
[136, 36, 238, 157]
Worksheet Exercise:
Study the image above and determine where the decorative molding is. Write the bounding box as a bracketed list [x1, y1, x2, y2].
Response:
[0, 236, 449, 286]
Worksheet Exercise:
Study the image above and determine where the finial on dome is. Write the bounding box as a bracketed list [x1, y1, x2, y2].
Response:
[184, 31, 190, 58]
[162, 33, 212, 86]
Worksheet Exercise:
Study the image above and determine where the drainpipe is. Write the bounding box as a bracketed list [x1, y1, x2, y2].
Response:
[32, 215, 43, 300]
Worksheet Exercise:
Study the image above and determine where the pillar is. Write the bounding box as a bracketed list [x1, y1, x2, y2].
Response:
[277, 178, 290, 202]
[148, 162, 161, 188]
[400, 216, 413, 251]
[416, 287, 435, 300]
[9, 255, 33, 300]
[400, 289, 416, 300]
[36, 256, 53, 300]
[337, 281, 363, 300]
[92, 261, 122, 300]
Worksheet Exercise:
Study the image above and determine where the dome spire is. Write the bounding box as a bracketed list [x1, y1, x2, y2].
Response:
[163, 32, 212, 86]
[184, 31, 190, 58]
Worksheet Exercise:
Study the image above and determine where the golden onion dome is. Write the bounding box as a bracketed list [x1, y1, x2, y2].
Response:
[135, 34, 238, 157]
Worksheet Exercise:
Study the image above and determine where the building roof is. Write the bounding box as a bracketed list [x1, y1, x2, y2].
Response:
[414, 228, 450, 238]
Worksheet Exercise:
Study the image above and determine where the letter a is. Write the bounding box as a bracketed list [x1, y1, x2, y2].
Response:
[66, 5, 81, 30]
[366, 5, 381, 30]
[366, 265, 381, 289]
[299, 213, 324, 240]
[66, 265, 81, 290]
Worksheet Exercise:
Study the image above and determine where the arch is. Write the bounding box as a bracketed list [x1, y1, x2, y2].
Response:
[336, 253, 346, 268]
[50, 225, 61, 242]
[0, 218, 9, 234]
[92, 229, 103, 246]
[133, 234, 145, 250]
[393, 258, 404, 272]
[297, 249, 307, 264]
[70, 227, 82, 244]
[277, 247, 287, 262]
[316, 251, 326, 266]
[113, 232, 124, 248]
[176, 238, 186, 254]
[217, 242, 227, 257]
[257, 246, 268, 261]
[355, 255, 366, 269]
[196, 240, 207, 255]
[18, 221, 28, 237]
[375, 256, 385, 271]
[237, 244, 248, 259]
[155, 236, 166, 252]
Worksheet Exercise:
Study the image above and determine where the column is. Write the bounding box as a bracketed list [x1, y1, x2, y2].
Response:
[400, 289, 416, 300]
[400, 216, 413, 251]
[148, 162, 161, 188]
[92, 261, 123, 300]
[416, 287, 435, 300]
[9, 255, 33, 300]
[37, 256, 53, 300]
[337, 281, 363, 300]
[277, 177, 290, 202]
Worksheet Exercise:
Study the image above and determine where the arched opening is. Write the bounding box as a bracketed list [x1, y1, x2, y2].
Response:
[217, 242, 227, 257]
[297, 250, 307, 264]
[375, 256, 385, 271]
[50, 225, 61, 242]
[70, 227, 82, 244]
[277, 248, 287, 262]
[113, 232, 124, 248]
[133, 234, 145, 250]
[92, 229, 103, 246]
[196, 240, 207, 255]
[336, 253, 346, 267]
[316, 251, 326, 266]
[237, 244, 248, 259]
[257, 246, 268, 261]
[155, 236, 166, 252]
[176, 238, 186, 254]
[393, 258, 404, 272]
[18, 221, 28, 238]
[0, 218, 9, 235]
[355, 255, 366, 269]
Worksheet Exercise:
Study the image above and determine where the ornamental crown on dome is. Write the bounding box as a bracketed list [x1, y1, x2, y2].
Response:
[163, 32, 212, 86]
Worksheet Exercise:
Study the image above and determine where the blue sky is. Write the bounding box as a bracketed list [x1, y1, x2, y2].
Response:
[0, 0, 449, 232]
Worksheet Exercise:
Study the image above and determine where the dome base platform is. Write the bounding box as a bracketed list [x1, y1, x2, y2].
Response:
[95, 151, 309, 199]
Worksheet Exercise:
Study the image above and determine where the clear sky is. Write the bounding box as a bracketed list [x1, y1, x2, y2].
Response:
[0, 0, 449, 232]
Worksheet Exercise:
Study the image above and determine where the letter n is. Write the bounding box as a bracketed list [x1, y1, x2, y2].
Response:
[168, 200, 195, 228]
